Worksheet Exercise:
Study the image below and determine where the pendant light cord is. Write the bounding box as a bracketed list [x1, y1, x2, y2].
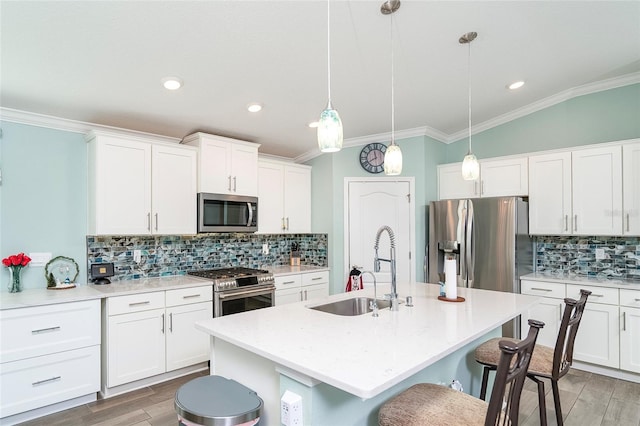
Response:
[390, 13, 395, 144]
[467, 39, 472, 154]
[327, 0, 332, 103]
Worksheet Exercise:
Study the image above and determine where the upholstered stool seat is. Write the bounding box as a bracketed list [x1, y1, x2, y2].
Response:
[476, 338, 555, 376]
[378, 383, 488, 426]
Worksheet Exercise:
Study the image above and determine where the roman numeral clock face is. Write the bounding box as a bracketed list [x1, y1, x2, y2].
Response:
[359, 143, 387, 174]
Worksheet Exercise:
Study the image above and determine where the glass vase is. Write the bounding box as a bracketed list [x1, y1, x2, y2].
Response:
[8, 266, 23, 293]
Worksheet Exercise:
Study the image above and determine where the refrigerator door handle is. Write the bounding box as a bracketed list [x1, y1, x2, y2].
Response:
[466, 200, 475, 288]
[425, 243, 429, 282]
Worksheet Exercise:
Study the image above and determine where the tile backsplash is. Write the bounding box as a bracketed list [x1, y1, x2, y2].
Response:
[87, 233, 328, 281]
[534, 236, 640, 281]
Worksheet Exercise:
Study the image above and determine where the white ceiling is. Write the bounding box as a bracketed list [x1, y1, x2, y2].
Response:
[2, 1, 639, 159]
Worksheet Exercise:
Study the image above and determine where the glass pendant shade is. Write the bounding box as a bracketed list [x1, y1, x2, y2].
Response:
[384, 142, 403, 175]
[461, 152, 480, 180]
[317, 101, 343, 153]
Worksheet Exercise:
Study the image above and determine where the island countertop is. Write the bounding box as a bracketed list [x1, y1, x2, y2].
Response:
[195, 282, 540, 399]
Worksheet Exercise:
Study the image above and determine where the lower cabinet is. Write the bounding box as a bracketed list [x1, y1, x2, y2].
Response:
[0, 300, 101, 420]
[275, 270, 329, 305]
[520, 280, 564, 347]
[103, 286, 212, 390]
[620, 289, 640, 373]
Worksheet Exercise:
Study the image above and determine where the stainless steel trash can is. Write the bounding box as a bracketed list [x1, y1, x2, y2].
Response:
[175, 375, 263, 426]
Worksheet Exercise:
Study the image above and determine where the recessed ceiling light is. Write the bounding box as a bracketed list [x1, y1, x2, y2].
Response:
[247, 103, 262, 113]
[308, 121, 319, 128]
[508, 81, 525, 90]
[162, 77, 183, 90]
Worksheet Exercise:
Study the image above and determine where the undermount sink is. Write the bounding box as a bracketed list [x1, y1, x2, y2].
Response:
[309, 297, 391, 316]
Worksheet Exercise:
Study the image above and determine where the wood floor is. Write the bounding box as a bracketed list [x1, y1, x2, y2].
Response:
[18, 369, 640, 426]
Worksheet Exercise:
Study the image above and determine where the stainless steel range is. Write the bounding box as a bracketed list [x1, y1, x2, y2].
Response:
[188, 267, 275, 317]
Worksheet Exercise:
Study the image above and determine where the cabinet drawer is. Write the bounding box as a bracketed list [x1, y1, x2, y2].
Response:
[521, 280, 565, 299]
[566, 284, 618, 305]
[107, 291, 165, 316]
[302, 271, 329, 287]
[166, 286, 212, 307]
[275, 274, 302, 290]
[0, 345, 100, 418]
[0, 300, 100, 363]
[620, 289, 640, 308]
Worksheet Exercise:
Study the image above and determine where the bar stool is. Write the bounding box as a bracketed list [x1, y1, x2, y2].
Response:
[174, 375, 263, 426]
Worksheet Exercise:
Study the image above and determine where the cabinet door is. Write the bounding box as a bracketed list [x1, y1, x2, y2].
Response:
[199, 138, 232, 193]
[573, 303, 620, 368]
[165, 302, 213, 372]
[257, 160, 285, 233]
[152, 145, 197, 234]
[284, 165, 311, 233]
[620, 306, 640, 373]
[93, 136, 152, 234]
[572, 146, 623, 235]
[303, 283, 329, 302]
[437, 163, 477, 200]
[275, 287, 302, 305]
[623, 142, 640, 236]
[521, 298, 563, 348]
[528, 152, 572, 235]
[231, 144, 259, 196]
[107, 308, 166, 387]
[479, 157, 528, 197]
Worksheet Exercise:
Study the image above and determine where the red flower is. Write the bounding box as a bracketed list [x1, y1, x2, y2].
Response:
[2, 252, 31, 268]
[1, 258, 10, 267]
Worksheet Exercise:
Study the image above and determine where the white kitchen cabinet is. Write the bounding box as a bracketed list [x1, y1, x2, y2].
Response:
[623, 142, 640, 235]
[572, 145, 623, 235]
[0, 300, 100, 420]
[183, 132, 259, 196]
[274, 270, 329, 305]
[620, 289, 640, 373]
[520, 280, 565, 347]
[87, 131, 197, 235]
[258, 159, 311, 233]
[528, 152, 572, 235]
[437, 156, 527, 200]
[103, 286, 212, 392]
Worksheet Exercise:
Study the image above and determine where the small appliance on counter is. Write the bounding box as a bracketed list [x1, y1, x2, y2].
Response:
[290, 242, 300, 266]
[90, 262, 115, 285]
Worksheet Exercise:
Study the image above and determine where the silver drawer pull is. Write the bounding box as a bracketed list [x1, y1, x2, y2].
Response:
[32, 376, 61, 386]
[311, 277, 323, 281]
[32, 326, 61, 334]
[635, 298, 640, 302]
[129, 301, 150, 307]
[282, 281, 295, 285]
[591, 294, 604, 298]
[182, 294, 201, 299]
[531, 287, 552, 292]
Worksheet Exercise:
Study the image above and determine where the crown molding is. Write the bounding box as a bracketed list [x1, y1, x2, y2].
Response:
[447, 71, 640, 143]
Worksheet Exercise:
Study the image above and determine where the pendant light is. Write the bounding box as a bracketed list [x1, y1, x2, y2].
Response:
[460, 31, 479, 180]
[382, 0, 402, 176]
[317, 0, 343, 153]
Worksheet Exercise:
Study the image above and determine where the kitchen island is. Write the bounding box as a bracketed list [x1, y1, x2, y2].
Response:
[195, 282, 540, 426]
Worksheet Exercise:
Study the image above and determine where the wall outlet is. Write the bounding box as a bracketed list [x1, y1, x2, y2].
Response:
[595, 248, 606, 260]
[281, 390, 302, 426]
[262, 243, 269, 255]
[133, 250, 142, 263]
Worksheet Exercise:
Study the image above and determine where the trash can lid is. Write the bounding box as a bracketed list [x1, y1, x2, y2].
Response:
[175, 375, 263, 426]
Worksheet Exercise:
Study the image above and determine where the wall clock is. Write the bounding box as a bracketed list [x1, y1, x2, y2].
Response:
[359, 142, 387, 174]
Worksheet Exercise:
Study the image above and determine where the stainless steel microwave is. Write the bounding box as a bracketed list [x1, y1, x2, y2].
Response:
[197, 193, 258, 233]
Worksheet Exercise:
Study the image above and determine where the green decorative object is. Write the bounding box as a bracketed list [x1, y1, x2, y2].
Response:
[44, 256, 79, 287]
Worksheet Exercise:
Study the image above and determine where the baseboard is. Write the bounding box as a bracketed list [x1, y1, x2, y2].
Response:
[572, 361, 640, 384]
[0, 393, 97, 426]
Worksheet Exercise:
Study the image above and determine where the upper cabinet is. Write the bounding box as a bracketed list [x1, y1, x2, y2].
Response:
[528, 152, 572, 235]
[182, 133, 259, 197]
[623, 142, 640, 235]
[87, 131, 197, 235]
[437, 156, 528, 200]
[258, 159, 311, 233]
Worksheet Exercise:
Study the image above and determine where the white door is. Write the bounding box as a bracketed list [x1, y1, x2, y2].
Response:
[573, 303, 620, 368]
[284, 165, 311, 233]
[165, 302, 213, 372]
[528, 152, 572, 235]
[623, 142, 640, 236]
[437, 163, 477, 200]
[346, 179, 414, 289]
[257, 160, 285, 233]
[620, 306, 640, 373]
[521, 298, 563, 348]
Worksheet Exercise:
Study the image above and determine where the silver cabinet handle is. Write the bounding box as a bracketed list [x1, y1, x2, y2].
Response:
[481, 180, 485, 195]
[147, 212, 151, 231]
[32, 376, 61, 386]
[564, 215, 568, 232]
[161, 313, 165, 334]
[286, 217, 290, 230]
[32, 326, 61, 334]
[182, 294, 201, 299]
[627, 213, 631, 232]
[635, 298, 640, 302]
[591, 294, 604, 298]
[281, 217, 286, 231]
[155, 213, 158, 231]
[531, 287, 552, 292]
[304, 290, 308, 300]
[169, 313, 173, 332]
[228, 176, 232, 191]
[282, 280, 295, 285]
[311, 277, 322, 281]
[559, 303, 563, 321]
[574, 214, 578, 232]
[129, 301, 150, 307]
[233, 176, 237, 192]
[623, 311, 626, 331]
[299, 290, 303, 301]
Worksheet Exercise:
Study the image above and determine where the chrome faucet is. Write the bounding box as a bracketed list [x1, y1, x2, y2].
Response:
[374, 225, 399, 311]
[360, 271, 379, 317]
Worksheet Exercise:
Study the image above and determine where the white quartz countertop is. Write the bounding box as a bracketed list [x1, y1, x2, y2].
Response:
[268, 265, 329, 276]
[195, 282, 540, 399]
[0, 275, 211, 310]
[521, 273, 640, 291]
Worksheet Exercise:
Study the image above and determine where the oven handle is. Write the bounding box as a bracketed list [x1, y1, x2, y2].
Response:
[247, 202, 254, 227]
[217, 285, 276, 300]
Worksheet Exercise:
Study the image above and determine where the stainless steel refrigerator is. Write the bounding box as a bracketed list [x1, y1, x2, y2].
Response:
[427, 196, 533, 337]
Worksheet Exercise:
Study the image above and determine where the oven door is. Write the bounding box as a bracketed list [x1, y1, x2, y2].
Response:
[214, 285, 275, 317]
